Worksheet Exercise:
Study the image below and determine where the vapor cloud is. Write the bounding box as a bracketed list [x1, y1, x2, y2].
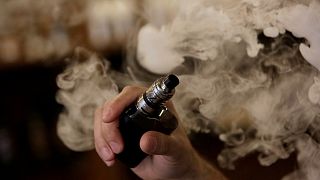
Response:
[56, 1, 320, 179]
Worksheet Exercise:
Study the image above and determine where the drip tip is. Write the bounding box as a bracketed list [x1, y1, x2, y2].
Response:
[164, 74, 179, 90]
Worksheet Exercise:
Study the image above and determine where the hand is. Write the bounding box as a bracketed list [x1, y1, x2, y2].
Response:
[94, 86, 227, 180]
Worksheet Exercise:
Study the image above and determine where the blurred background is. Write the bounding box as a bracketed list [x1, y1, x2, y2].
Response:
[0, 41, 298, 180]
[0, 0, 299, 179]
[0, 0, 135, 178]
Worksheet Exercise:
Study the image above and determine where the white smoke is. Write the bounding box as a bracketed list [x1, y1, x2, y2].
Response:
[278, 0, 320, 71]
[56, 47, 118, 151]
[55, 0, 320, 179]
[282, 135, 320, 180]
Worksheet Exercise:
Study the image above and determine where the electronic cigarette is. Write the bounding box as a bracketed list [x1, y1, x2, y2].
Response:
[117, 74, 179, 168]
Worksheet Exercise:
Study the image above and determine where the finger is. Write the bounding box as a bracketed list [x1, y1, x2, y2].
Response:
[140, 131, 182, 159]
[101, 119, 123, 154]
[102, 86, 145, 123]
[94, 107, 116, 166]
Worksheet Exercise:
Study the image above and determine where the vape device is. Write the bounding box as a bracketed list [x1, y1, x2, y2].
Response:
[117, 74, 179, 168]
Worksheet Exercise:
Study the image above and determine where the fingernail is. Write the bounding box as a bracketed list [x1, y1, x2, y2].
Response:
[109, 141, 121, 154]
[101, 147, 112, 161]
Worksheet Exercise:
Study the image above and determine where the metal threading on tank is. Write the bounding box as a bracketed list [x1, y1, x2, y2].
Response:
[136, 77, 175, 115]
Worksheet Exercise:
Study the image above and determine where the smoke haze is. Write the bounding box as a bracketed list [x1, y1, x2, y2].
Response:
[55, 0, 320, 179]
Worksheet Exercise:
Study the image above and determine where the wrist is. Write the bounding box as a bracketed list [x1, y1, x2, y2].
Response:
[183, 152, 227, 180]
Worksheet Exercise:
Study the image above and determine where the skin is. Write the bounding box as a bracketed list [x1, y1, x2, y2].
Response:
[94, 86, 227, 180]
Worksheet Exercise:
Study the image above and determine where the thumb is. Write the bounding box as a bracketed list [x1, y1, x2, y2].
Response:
[140, 131, 179, 157]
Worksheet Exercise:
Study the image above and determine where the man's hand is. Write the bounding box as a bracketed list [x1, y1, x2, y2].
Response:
[94, 86, 227, 180]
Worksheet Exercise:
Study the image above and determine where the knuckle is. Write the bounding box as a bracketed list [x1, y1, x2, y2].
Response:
[105, 102, 114, 112]
[103, 101, 115, 117]
[103, 100, 111, 109]
[122, 85, 140, 92]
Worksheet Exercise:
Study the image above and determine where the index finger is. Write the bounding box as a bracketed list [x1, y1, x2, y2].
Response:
[102, 86, 146, 123]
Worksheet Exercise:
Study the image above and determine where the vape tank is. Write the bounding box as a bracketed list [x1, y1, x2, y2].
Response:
[117, 74, 179, 167]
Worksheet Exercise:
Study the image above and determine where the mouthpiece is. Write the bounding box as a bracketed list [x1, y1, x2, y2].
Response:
[164, 74, 180, 90]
